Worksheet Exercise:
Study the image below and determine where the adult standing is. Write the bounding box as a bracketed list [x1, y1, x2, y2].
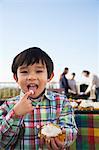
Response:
[82, 70, 99, 102]
[59, 67, 69, 96]
[68, 73, 78, 98]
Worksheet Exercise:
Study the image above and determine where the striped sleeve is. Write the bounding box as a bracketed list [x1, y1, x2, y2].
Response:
[0, 101, 23, 148]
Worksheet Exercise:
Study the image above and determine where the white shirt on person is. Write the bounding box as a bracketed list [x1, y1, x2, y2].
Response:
[85, 74, 99, 94]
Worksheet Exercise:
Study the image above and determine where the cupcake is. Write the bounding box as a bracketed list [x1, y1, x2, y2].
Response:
[93, 102, 99, 110]
[39, 123, 66, 143]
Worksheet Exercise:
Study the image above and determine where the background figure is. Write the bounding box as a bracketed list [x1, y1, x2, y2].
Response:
[59, 67, 69, 96]
[82, 70, 99, 102]
[68, 73, 78, 98]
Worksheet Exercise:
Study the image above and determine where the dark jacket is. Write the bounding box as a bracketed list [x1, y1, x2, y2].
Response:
[59, 74, 69, 95]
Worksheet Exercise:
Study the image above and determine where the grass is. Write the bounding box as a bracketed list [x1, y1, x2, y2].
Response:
[0, 88, 20, 99]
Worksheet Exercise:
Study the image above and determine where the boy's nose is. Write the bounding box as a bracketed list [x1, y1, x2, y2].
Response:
[27, 73, 37, 80]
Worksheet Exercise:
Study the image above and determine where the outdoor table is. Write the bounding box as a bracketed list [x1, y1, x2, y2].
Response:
[70, 110, 99, 150]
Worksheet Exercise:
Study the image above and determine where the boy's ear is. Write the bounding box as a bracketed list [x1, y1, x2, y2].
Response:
[13, 74, 18, 82]
[48, 72, 54, 82]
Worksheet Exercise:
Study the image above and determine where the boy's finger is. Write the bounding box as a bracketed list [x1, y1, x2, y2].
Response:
[54, 137, 64, 147]
[21, 91, 33, 100]
[50, 138, 59, 150]
[62, 128, 66, 133]
[39, 137, 45, 148]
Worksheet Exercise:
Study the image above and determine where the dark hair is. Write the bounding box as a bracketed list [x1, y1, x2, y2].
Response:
[72, 73, 75, 76]
[64, 67, 69, 71]
[11, 47, 54, 79]
[61, 67, 69, 75]
[82, 70, 90, 75]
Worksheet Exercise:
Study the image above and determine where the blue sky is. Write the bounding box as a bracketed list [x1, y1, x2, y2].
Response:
[0, 0, 99, 83]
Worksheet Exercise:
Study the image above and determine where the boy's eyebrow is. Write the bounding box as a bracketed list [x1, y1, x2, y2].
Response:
[19, 66, 27, 70]
[19, 64, 45, 70]
[35, 65, 45, 69]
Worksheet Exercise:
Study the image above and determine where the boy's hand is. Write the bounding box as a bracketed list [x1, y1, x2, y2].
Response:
[39, 128, 66, 150]
[47, 137, 65, 150]
[39, 136, 45, 149]
[13, 91, 34, 116]
[46, 129, 66, 150]
[39, 136, 65, 150]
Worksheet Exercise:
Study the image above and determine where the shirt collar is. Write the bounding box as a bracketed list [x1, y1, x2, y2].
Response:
[45, 89, 55, 101]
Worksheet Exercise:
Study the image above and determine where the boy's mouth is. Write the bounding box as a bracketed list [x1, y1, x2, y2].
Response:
[27, 84, 38, 94]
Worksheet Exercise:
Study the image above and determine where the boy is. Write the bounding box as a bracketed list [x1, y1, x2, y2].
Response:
[0, 47, 78, 149]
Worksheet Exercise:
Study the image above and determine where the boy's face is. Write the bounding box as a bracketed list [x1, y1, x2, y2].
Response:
[15, 61, 50, 98]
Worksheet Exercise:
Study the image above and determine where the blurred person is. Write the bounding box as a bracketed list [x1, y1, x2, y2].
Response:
[82, 70, 99, 102]
[59, 67, 70, 96]
[68, 73, 78, 98]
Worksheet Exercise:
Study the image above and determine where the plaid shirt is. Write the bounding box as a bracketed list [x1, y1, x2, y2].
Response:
[0, 90, 78, 150]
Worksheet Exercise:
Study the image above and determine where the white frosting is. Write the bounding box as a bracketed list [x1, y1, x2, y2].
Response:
[29, 90, 34, 94]
[41, 124, 62, 137]
[79, 100, 94, 108]
[93, 102, 99, 109]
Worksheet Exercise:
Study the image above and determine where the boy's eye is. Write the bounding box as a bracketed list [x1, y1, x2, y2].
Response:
[20, 71, 28, 73]
[36, 70, 43, 73]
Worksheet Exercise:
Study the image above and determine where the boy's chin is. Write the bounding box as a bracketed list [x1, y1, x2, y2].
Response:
[29, 93, 40, 99]
[29, 93, 36, 98]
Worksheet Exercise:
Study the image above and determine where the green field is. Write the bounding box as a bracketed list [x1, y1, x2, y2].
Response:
[0, 88, 20, 99]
